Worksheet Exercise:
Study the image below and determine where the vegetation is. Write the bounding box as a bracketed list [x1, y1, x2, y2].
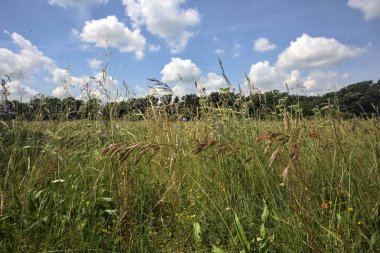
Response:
[1, 74, 380, 122]
[1, 71, 380, 252]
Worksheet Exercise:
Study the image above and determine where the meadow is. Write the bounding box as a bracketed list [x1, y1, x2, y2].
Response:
[1, 107, 380, 252]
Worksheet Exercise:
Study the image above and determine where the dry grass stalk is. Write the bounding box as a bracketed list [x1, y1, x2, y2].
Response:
[192, 140, 218, 155]
[249, 130, 301, 182]
[254, 131, 288, 145]
[192, 140, 241, 159]
[282, 141, 301, 182]
[102, 141, 161, 165]
[251, 131, 289, 164]
[0, 190, 4, 216]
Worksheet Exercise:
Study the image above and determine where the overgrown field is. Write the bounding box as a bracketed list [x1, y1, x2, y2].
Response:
[1, 115, 380, 252]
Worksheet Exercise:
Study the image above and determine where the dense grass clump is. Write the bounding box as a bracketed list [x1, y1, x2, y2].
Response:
[0, 115, 380, 252]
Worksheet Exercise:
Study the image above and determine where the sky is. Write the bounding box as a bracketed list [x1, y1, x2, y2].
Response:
[0, 0, 380, 101]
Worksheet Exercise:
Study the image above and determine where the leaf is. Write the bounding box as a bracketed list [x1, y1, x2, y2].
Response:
[319, 225, 343, 244]
[370, 232, 378, 248]
[234, 212, 250, 252]
[51, 179, 65, 184]
[212, 246, 227, 253]
[104, 209, 117, 216]
[261, 202, 269, 223]
[97, 197, 113, 202]
[193, 222, 201, 244]
[34, 190, 45, 200]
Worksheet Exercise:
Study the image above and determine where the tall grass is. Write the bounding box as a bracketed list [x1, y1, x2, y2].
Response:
[1, 112, 379, 252]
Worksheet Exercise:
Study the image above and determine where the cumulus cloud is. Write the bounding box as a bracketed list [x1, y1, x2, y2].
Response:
[159, 58, 225, 97]
[75, 15, 146, 60]
[348, 0, 380, 20]
[122, 0, 200, 53]
[276, 34, 365, 70]
[50, 67, 85, 87]
[248, 61, 284, 91]
[8, 80, 39, 101]
[48, 0, 109, 8]
[0, 32, 55, 80]
[248, 60, 349, 93]
[253, 37, 276, 52]
[303, 71, 349, 92]
[78, 88, 103, 101]
[0, 31, 122, 100]
[91, 71, 119, 89]
[161, 57, 201, 84]
[198, 73, 225, 93]
[52, 86, 71, 98]
[49, 66, 119, 100]
[87, 58, 103, 70]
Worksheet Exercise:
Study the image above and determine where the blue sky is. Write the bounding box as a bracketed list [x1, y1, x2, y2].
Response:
[1, 0, 379, 101]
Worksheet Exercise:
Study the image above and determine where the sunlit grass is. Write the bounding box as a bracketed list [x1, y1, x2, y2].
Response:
[1, 115, 379, 252]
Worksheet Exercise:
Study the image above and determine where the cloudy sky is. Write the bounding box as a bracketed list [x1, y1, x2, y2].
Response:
[1, 0, 379, 100]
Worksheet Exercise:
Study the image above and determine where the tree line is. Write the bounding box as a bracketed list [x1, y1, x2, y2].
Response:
[0, 79, 379, 121]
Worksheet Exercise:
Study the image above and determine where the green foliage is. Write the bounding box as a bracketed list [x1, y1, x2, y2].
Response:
[1, 80, 380, 121]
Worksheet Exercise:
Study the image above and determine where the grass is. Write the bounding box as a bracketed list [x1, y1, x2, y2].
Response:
[0, 114, 380, 252]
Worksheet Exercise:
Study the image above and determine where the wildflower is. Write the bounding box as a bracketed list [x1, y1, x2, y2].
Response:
[190, 214, 196, 219]
[357, 220, 362, 225]
[78, 222, 85, 230]
[348, 207, 354, 212]
[309, 130, 319, 139]
[321, 202, 329, 209]
[85, 201, 90, 207]
[196, 195, 201, 199]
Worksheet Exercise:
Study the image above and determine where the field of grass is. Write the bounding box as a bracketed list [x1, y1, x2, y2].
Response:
[1, 114, 380, 252]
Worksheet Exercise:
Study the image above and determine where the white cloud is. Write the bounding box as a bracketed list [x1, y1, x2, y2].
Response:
[198, 72, 225, 93]
[214, 48, 225, 55]
[348, 0, 380, 20]
[159, 57, 225, 97]
[122, 0, 201, 53]
[0, 32, 55, 80]
[92, 71, 119, 89]
[52, 86, 71, 98]
[248, 61, 286, 91]
[248, 60, 349, 93]
[253, 37, 276, 52]
[232, 42, 241, 58]
[303, 71, 349, 92]
[284, 70, 302, 89]
[276, 34, 365, 70]
[48, 0, 109, 8]
[87, 58, 103, 69]
[50, 67, 84, 87]
[79, 88, 103, 101]
[49, 66, 119, 99]
[161, 57, 201, 84]
[75, 15, 146, 60]
[8, 80, 38, 101]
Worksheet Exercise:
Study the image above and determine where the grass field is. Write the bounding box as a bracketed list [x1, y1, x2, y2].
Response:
[1, 114, 380, 252]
